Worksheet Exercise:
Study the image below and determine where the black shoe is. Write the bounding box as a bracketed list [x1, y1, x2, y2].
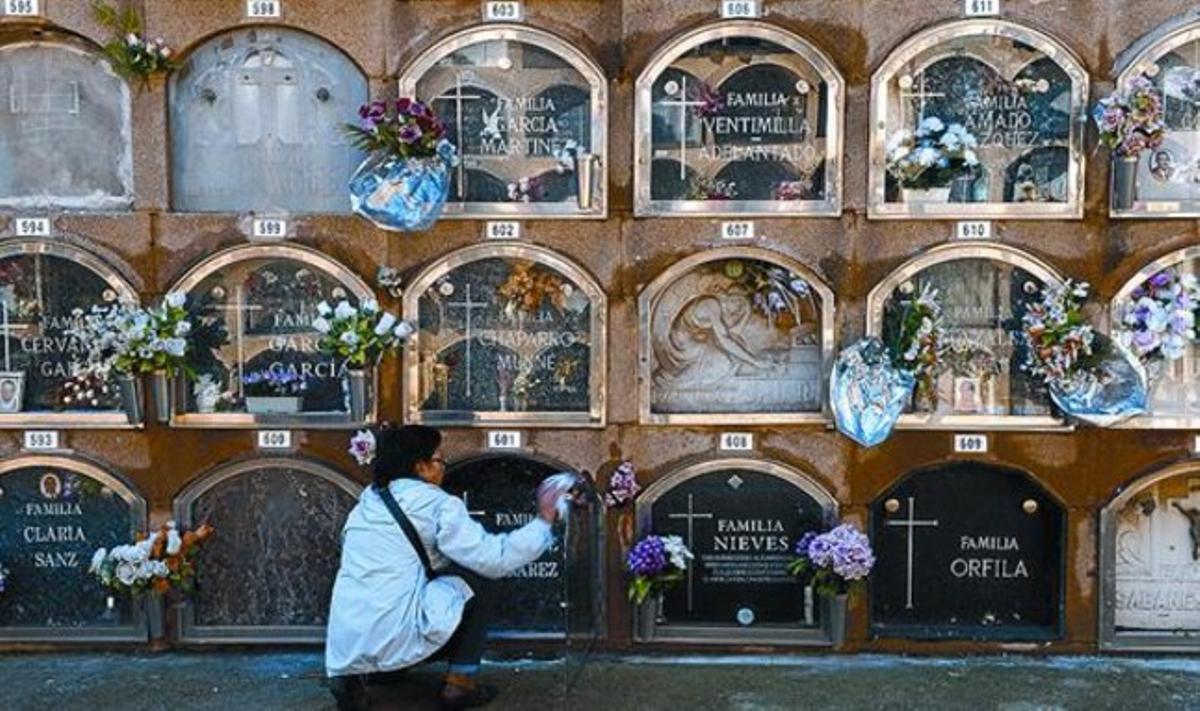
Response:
[329, 675, 370, 711]
[438, 681, 498, 709]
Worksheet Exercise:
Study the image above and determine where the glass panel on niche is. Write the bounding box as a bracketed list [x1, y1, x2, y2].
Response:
[179, 256, 361, 419]
[411, 35, 600, 213]
[0, 41, 131, 209]
[411, 254, 599, 424]
[648, 258, 824, 417]
[880, 259, 1050, 417]
[0, 463, 143, 638]
[872, 23, 1083, 216]
[642, 33, 838, 213]
[0, 250, 129, 415]
[170, 27, 367, 213]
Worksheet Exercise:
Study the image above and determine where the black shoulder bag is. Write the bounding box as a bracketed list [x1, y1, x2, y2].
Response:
[378, 485, 439, 580]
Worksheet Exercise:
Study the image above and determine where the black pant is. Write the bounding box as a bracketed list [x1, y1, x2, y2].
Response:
[429, 563, 497, 669]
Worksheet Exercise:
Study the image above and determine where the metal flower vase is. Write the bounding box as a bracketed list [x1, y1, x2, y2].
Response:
[636, 593, 664, 641]
[1113, 155, 1138, 211]
[575, 153, 599, 209]
[826, 593, 848, 648]
[347, 369, 369, 421]
[118, 374, 143, 425]
[150, 371, 171, 424]
[349, 152, 452, 232]
[145, 592, 165, 641]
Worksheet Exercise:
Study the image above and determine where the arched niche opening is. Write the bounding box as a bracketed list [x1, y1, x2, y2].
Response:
[166, 242, 374, 428]
[0, 32, 132, 210]
[169, 26, 368, 213]
[403, 243, 606, 428]
[638, 247, 834, 425]
[634, 458, 836, 645]
[866, 243, 1065, 430]
[172, 456, 361, 643]
[0, 455, 147, 642]
[635, 21, 843, 217]
[399, 24, 608, 219]
[868, 19, 1087, 219]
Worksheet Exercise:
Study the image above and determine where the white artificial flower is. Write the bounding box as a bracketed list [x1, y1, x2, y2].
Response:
[164, 338, 187, 357]
[340, 331, 359, 346]
[165, 292, 186, 309]
[661, 535, 694, 571]
[317, 301, 332, 317]
[362, 299, 379, 314]
[312, 316, 331, 334]
[151, 561, 170, 578]
[166, 530, 182, 556]
[919, 116, 944, 134]
[90, 548, 108, 574]
[335, 301, 356, 320]
[115, 562, 138, 586]
[374, 312, 397, 336]
[174, 321, 191, 337]
[963, 149, 979, 166]
[126, 33, 140, 47]
[393, 321, 416, 340]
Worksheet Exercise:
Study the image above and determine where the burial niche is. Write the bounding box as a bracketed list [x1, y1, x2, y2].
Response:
[1110, 246, 1200, 426]
[400, 25, 607, 217]
[404, 243, 605, 427]
[173, 458, 360, 642]
[168, 243, 374, 426]
[0, 240, 140, 425]
[635, 21, 843, 216]
[442, 454, 598, 638]
[0, 35, 132, 210]
[635, 459, 836, 644]
[170, 26, 367, 213]
[871, 462, 1064, 640]
[639, 248, 833, 424]
[867, 244, 1062, 428]
[1102, 463, 1200, 649]
[1114, 19, 1200, 216]
[868, 19, 1087, 218]
[0, 456, 147, 642]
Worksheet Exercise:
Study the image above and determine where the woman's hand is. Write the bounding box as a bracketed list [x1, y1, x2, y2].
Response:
[537, 486, 561, 523]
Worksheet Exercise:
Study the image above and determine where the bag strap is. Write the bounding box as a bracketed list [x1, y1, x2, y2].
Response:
[378, 484, 438, 580]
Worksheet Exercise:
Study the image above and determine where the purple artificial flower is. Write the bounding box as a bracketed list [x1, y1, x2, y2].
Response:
[1149, 271, 1174, 290]
[604, 461, 641, 508]
[794, 530, 818, 558]
[806, 533, 835, 567]
[398, 123, 424, 145]
[396, 97, 412, 115]
[626, 536, 668, 577]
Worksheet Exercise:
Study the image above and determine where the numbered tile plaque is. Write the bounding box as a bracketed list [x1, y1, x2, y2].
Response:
[404, 244, 605, 427]
[636, 21, 843, 217]
[639, 248, 833, 424]
[400, 25, 607, 218]
[868, 19, 1087, 219]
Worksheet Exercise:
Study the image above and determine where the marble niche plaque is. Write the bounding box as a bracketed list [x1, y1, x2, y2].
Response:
[0, 461, 146, 641]
[644, 256, 827, 423]
[1110, 474, 1200, 637]
[407, 247, 603, 426]
[403, 28, 606, 217]
[173, 247, 372, 425]
[878, 258, 1051, 419]
[871, 463, 1064, 639]
[870, 21, 1085, 218]
[178, 461, 358, 640]
[0, 244, 137, 421]
[0, 38, 132, 210]
[639, 464, 830, 641]
[170, 27, 367, 213]
[637, 25, 842, 215]
[442, 456, 568, 636]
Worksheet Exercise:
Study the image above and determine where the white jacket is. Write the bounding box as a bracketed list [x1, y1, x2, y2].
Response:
[325, 478, 554, 677]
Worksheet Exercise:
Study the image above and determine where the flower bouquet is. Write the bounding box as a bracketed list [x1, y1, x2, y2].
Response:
[241, 368, 308, 414]
[348, 428, 376, 466]
[627, 533, 693, 636]
[344, 98, 459, 231]
[1019, 279, 1147, 424]
[1093, 76, 1165, 209]
[603, 461, 641, 509]
[735, 261, 812, 330]
[885, 118, 979, 203]
[313, 299, 414, 420]
[788, 523, 875, 645]
[92, 1, 176, 90]
[90, 521, 214, 596]
[1116, 269, 1199, 371]
[885, 282, 946, 405]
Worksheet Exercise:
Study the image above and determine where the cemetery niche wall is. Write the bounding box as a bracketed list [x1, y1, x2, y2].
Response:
[404, 243, 605, 427]
[866, 243, 1063, 430]
[1101, 462, 1200, 650]
[1113, 18, 1200, 217]
[0, 239, 141, 427]
[868, 19, 1087, 219]
[0, 456, 148, 642]
[639, 247, 833, 425]
[167, 243, 375, 428]
[634, 21, 843, 217]
[634, 458, 836, 645]
[442, 454, 602, 639]
[172, 457, 360, 643]
[400, 24, 608, 218]
[0, 33, 132, 210]
[169, 26, 368, 214]
[1110, 246, 1200, 428]
[871, 462, 1065, 640]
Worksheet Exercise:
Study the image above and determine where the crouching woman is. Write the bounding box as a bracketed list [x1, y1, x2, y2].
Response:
[326, 425, 558, 709]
